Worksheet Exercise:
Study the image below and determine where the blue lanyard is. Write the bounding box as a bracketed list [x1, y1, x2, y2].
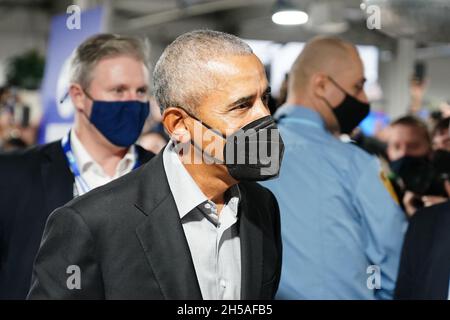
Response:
[61, 131, 140, 195]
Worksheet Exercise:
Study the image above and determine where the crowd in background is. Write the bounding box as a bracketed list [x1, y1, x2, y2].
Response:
[1, 32, 450, 299]
[1, 63, 449, 218]
[1, 70, 450, 217]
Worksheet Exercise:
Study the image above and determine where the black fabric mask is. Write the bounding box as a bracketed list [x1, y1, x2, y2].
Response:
[180, 110, 285, 182]
[324, 77, 370, 134]
[389, 155, 431, 194]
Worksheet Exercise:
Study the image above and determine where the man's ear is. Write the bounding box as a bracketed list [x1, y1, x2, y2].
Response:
[69, 83, 88, 113]
[312, 73, 328, 99]
[162, 107, 191, 144]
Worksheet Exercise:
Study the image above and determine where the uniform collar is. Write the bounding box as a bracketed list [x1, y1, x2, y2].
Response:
[274, 104, 326, 130]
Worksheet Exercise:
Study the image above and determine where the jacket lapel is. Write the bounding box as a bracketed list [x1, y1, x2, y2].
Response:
[239, 186, 263, 299]
[40, 142, 152, 215]
[134, 153, 202, 300]
[40, 141, 74, 216]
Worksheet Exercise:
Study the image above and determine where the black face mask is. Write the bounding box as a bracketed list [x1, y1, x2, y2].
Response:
[179, 110, 285, 182]
[389, 155, 431, 194]
[323, 77, 370, 134]
[390, 152, 450, 196]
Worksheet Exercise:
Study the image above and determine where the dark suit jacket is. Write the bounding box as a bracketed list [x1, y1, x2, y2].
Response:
[27, 152, 282, 299]
[0, 140, 154, 299]
[395, 201, 450, 300]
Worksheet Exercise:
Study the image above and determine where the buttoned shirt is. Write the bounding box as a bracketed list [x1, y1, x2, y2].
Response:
[70, 130, 136, 196]
[163, 140, 241, 300]
[262, 105, 408, 300]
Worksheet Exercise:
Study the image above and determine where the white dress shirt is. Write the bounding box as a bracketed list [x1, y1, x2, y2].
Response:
[163, 140, 241, 300]
[70, 130, 137, 196]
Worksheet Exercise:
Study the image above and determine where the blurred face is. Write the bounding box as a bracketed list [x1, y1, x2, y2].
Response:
[387, 124, 431, 161]
[69, 55, 150, 148]
[80, 55, 150, 115]
[432, 128, 450, 152]
[320, 52, 368, 109]
[312, 49, 368, 133]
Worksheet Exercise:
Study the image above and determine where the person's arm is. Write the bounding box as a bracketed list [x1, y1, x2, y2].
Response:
[352, 155, 408, 300]
[27, 206, 104, 299]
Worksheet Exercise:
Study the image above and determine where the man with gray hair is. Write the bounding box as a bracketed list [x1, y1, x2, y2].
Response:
[0, 33, 154, 299]
[27, 30, 283, 299]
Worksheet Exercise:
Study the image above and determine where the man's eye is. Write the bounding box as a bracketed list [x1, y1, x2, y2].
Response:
[114, 88, 124, 94]
[262, 93, 270, 106]
[137, 88, 147, 95]
[234, 103, 252, 110]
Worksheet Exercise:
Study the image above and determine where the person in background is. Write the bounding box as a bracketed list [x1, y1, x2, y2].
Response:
[386, 116, 449, 216]
[1, 137, 28, 152]
[138, 130, 167, 154]
[261, 36, 407, 300]
[386, 116, 431, 164]
[137, 96, 169, 154]
[275, 73, 289, 110]
[0, 33, 155, 299]
[431, 117, 450, 152]
[0, 87, 39, 150]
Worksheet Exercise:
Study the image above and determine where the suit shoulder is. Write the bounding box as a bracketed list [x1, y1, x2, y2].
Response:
[411, 201, 450, 231]
[0, 140, 61, 173]
[403, 202, 449, 256]
[62, 165, 145, 226]
[0, 140, 59, 160]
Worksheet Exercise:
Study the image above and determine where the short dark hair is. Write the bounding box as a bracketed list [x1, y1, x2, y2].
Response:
[432, 117, 450, 137]
[152, 29, 253, 113]
[391, 115, 431, 143]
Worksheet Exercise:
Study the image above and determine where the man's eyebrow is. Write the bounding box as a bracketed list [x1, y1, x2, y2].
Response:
[225, 86, 272, 110]
[226, 94, 256, 110]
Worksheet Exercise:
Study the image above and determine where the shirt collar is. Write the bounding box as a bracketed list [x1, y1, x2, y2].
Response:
[70, 130, 136, 176]
[274, 104, 326, 130]
[162, 140, 240, 219]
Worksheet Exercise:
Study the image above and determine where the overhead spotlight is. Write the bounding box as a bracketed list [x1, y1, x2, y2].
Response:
[306, 1, 349, 34]
[271, 0, 309, 26]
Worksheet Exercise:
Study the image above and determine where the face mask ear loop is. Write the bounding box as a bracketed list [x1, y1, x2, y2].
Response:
[174, 107, 226, 165]
[178, 107, 227, 139]
[76, 88, 96, 122]
[317, 76, 343, 113]
[327, 76, 351, 96]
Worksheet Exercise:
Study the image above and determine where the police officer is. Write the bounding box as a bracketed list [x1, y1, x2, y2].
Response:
[261, 36, 407, 299]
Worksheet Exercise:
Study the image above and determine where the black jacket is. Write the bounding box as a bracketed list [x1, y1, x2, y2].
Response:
[395, 201, 450, 300]
[27, 152, 282, 299]
[0, 140, 154, 299]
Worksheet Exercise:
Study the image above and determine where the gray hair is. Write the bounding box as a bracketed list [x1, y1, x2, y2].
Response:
[70, 33, 150, 89]
[152, 29, 253, 114]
